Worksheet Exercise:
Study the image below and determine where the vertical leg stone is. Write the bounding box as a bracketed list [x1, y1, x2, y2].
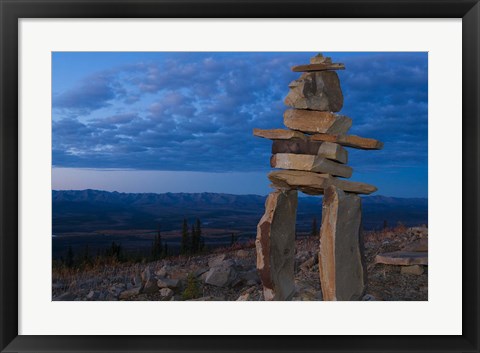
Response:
[256, 189, 298, 301]
[319, 185, 366, 301]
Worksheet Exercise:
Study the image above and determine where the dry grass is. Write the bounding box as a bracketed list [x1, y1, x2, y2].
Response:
[363, 223, 408, 243]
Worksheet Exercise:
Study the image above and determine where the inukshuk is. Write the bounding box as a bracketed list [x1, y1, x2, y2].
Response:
[254, 54, 383, 301]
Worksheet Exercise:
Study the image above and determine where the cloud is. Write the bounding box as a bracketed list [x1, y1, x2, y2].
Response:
[53, 72, 120, 113]
[52, 52, 427, 175]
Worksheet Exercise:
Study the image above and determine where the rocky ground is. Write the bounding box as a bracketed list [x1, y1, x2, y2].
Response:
[53, 225, 428, 301]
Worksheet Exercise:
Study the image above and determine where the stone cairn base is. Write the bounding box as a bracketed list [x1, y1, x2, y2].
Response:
[254, 54, 383, 301]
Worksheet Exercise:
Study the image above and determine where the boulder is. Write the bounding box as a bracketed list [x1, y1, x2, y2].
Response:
[235, 249, 250, 258]
[208, 254, 226, 268]
[157, 277, 180, 289]
[142, 280, 159, 294]
[199, 271, 209, 282]
[204, 265, 236, 287]
[256, 190, 297, 300]
[239, 269, 261, 285]
[155, 266, 168, 278]
[193, 267, 209, 278]
[362, 294, 377, 301]
[401, 265, 425, 275]
[108, 284, 125, 298]
[132, 274, 142, 287]
[168, 268, 188, 280]
[141, 266, 151, 284]
[284, 71, 343, 112]
[119, 287, 141, 300]
[139, 266, 159, 293]
[283, 109, 352, 135]
[236, 293, 250, 301]
[271, 153, 352, 178]
[159, 288, 174, 300]
[54, 292, 77, 301]
[86, 290, 100, 300]
[319, 185, 366, 301]
[220, 259, 236, 268]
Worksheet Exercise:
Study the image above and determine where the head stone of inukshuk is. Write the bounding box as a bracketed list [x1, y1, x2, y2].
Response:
[253, 53, 383, 301]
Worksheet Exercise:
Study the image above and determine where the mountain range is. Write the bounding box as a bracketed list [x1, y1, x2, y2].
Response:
[53, 189, 427, 234]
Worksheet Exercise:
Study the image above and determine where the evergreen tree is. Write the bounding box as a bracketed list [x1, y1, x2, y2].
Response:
[180, 218, 190, 255]
[83, 244, 91, 265]
[191, 218, 202, 253]
[230, 233, 236, 247]
[196, 218, 202, 250]
[108, 241, 122, 261]
[151, 228, 163, 260]
[164, 242, 168, 257]
[190, 224, 197, 253]
[311, 217, 318, 237]
[66, 246, 74, 268]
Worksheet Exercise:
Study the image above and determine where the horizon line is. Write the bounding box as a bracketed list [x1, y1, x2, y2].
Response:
[52, 188, 429, 199]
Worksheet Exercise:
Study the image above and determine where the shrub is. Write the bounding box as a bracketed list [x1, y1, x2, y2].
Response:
[182, 273, 201, 300]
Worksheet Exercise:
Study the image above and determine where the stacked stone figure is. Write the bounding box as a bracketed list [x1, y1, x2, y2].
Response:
[254, 54, 383, 301]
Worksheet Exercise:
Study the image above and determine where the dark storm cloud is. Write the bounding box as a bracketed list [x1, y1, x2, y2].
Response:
[52, 52, 427, 173]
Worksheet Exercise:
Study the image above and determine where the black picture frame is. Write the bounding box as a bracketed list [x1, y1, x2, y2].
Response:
[1, 1, 479, 352]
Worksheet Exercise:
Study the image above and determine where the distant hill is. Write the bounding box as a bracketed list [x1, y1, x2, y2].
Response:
[52, 189, 427, 234]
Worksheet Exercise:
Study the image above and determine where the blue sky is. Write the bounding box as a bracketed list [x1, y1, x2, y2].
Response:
[52, 52, 428, 197]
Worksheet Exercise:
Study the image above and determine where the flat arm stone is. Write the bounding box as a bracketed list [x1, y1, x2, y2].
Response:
[268, 170, 377, 195]
[311, 133, 384, 150]
[253, 128, 307, 141]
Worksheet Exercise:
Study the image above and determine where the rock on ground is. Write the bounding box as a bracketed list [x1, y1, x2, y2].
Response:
[159, 288, 174, 300]
[401, 265, 425, 275]
[204, 264, 237, 287]
[157, 277, 180, 289]
[119, 287, 141, 300]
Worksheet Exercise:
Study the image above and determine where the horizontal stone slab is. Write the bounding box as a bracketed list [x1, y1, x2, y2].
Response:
[268, 170, 377, 195]
[271, 139, 323, 155]
[253, 128, 307, 141]
[311, 133, 384, 150]
[255, 128, 383, 150]
[375, 251, 428, 266]
[292, 63, 345, 72]
[271, 153, 352, 178]
[284, 109, 352, 134]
